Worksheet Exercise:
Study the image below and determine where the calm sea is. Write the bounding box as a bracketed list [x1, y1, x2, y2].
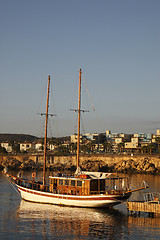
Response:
[1, 171, 160, 240]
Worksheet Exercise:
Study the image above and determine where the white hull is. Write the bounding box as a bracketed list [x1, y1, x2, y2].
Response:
[17, 185, 131, 208]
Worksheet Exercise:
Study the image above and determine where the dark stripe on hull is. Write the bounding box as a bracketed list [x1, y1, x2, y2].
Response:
[18, 185, 131, 202]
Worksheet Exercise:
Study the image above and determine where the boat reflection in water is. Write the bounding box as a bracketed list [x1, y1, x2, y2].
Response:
[17, 200, 128, 239]
[127, 215, 160, 239]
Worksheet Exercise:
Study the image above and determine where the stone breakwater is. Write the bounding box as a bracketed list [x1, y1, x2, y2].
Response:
[0, 154, 160, 174]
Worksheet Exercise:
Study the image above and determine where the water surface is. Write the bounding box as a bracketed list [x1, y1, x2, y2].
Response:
[1, 172, 160, 239]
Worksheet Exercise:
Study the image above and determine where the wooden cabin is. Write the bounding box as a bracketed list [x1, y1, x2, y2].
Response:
[49, 174, 129, 196]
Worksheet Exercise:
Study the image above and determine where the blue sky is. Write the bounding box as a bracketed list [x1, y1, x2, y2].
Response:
[0, 0, 160, 137]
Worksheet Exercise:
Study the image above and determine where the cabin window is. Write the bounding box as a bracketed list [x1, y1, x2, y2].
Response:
[59, 179, 63, 185]
[90, 180, 98, 191]
[71, 180, 75, 186]
[100, 179, 105, 191]
[65, 180, 69, 186]
[77, 181, 82, 187]
[53, 179, 57, 186]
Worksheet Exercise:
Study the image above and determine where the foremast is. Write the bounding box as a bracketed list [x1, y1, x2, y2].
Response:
[43, 75, 50, 186]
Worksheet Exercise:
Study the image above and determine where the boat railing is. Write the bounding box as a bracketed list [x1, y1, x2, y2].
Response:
[90, 190, 123, 195]
[13, 177, 50, 193]
[90, 191, 105, 195]
[144, 192, 160, 203]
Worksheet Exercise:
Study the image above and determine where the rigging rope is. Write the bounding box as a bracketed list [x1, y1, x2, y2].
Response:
[82, 74, 95, 111]
[81, 115, 86, 134]
[4, 175, 21, 196]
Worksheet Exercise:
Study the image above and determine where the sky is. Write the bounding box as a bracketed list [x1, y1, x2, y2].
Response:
[0, 0, 160, 138]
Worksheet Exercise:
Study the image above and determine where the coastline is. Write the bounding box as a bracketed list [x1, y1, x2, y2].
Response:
[0, 153, 160, 174]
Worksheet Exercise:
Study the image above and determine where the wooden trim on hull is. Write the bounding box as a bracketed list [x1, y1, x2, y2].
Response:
[17, 185, 131, 208]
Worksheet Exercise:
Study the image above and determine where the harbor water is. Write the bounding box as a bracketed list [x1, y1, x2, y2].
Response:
[1, 172, 160, 239]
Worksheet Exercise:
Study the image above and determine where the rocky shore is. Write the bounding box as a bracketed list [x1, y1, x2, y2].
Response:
[0, 157, 37, 171]
[0, 154, 159, 174]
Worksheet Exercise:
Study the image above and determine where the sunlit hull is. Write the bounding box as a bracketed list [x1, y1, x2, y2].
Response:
[17, 185, 131, 208]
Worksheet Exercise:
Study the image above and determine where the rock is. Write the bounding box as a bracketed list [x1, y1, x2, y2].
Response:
[2, 158, 21, 170]
[0, 154, 159, 174]
[105, 158, 158, 174]
[20, 159, 36, 170]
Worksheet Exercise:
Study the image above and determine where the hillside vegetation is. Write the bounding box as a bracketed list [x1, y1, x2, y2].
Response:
[0, 134, 39, 142]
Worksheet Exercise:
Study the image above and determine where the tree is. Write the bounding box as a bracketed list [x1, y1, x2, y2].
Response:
[147, 143, 157, 155]
[12, 142, 20, 153]
[103, 141, 112, 152]
[87, 140, 96, 153]
[57, 145, 70, 155]
[117, 142, 124, 153]
[141, 146, 148, 154]
[155, 137, 160, 152]
[69, 143, 77, 154]
[98, 134, 106, 144]
[0, 146, 7, 154]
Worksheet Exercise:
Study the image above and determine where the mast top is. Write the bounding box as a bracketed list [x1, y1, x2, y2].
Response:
[43, 75, 51, 186]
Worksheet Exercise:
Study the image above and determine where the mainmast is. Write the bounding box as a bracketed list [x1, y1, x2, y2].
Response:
[77, 68, 82, 169]
[43, 75, 50, 186]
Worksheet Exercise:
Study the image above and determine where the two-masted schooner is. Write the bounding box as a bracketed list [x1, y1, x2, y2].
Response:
[3, 69, 148, 208]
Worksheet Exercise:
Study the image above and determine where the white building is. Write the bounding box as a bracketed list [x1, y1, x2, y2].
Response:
[1, 142, 12, 152]
[115, 138, 123, 144]
[49, 144, 55, 151]
[20, 142, 35, 152]
[125, 142, 138, 149]
[35, 143, 43, 151]
[71, 134, 82, 143]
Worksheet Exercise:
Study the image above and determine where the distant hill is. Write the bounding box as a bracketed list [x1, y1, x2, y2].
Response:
[0, 134, 39, 143]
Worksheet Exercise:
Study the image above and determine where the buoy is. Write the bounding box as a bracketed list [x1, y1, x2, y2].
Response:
[32, 172, 36, 179]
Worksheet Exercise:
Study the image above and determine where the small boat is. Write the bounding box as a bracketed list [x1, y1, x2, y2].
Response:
[2, 70, 148, 208]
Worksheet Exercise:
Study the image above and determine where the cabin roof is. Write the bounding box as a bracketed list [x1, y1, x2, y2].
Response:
[49, 176, 90, 181]
[49, 175, 126, 181]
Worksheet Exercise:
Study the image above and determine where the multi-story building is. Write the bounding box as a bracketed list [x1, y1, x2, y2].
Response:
[124, 133, 153, 150]
[71, 134, 83, 143]
[152, 129, 160, 143]
[20, 142, 35, 152]
[125, 137, 139, 149]
[106, 130, 132, 146]
[35, 142, 43, 151]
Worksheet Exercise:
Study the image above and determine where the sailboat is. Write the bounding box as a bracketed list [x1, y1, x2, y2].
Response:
[2, 70, 148, 208]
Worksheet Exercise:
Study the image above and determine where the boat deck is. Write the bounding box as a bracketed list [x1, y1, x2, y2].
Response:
[15, 177, 126, 196]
